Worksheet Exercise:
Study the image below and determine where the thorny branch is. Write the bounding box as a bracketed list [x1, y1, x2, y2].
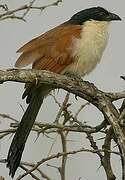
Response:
[102, 128, 116, 180]
[1, 148, 118, 180]
[0, 69, 125, 179]
[20, 162, 51, 180]
[0, 0, 62, 21]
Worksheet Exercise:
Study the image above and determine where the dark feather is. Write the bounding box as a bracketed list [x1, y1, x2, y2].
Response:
[7, 87, 45, 178]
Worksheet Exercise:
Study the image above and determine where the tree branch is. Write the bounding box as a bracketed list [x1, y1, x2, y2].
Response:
[0, 0, 62, 21]
[0, 68, 125, 179]
[15, 148, 120, 180]
[102, 128, 116, 180]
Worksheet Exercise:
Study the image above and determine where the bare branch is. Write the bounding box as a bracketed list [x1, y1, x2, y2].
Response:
[0, 113, 18, 122]
[0, 69, 125, 144]
[102, 128, 116, 180]
[20, 161, 51, 180]
[10, 121, 107, 134]
[0, 0, 62, 21]
[59, 131, 67, 180]
[0, 68, 125, 179]
[15, 148, 120, 180]
[19, 165, 40, 180]
[54, 92, 70, 123]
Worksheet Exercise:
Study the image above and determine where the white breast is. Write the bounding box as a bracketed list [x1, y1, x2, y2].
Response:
[64, 20, 109, 76]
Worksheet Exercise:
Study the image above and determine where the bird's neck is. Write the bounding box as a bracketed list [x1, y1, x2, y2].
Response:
[82, 20, 110, 37]
[63, 20, 110, 76]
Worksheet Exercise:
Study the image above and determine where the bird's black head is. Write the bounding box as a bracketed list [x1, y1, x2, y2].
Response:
[67, 7, 121, 25]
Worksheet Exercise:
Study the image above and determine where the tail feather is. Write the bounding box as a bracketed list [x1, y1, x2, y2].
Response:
[7, 87, 44, 178]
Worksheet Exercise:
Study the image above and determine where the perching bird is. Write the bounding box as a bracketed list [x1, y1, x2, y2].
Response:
[7, 6, 121, 178]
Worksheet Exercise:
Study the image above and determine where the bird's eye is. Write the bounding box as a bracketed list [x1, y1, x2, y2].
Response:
[101, 10, 110, 16]
[99, 11, 107, 16]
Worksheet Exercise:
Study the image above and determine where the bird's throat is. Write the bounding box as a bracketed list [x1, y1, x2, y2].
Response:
[63, 20, 109, 76]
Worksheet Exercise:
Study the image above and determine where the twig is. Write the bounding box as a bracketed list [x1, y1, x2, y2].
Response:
[102, 128, 116, 180]
[0, 0, 62, 21]
[22, 0, 36, 18]
[74, 102, 90, 118]
[19, 165, 40, 180]
[59, 131, 67, 180]
[54, 92, 70, 123]
[10, 121, 107, 134]
[20, 161, 51, 180]
[86, 133, 103, 159]
[0, 113, 18, 122]
[16, 148, 121, 180]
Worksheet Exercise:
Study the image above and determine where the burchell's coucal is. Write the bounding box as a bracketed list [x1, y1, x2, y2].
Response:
[7, 7, 121, 178]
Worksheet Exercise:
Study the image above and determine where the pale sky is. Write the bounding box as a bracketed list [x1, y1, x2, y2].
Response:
[0, 0, 125, 180]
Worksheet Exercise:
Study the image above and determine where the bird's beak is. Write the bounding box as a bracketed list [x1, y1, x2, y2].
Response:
[108, 12, 121, 21]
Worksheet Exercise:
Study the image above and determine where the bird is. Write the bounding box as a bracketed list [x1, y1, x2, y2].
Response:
[6, 6, 121, 178]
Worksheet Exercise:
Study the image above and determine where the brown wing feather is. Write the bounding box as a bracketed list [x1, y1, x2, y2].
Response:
[16, 48, 44, 68]
[17, 24, 81, 53]
[15, 24, 81, 69]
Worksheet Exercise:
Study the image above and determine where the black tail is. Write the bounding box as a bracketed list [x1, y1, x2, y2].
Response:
[7, 87, 44, 178]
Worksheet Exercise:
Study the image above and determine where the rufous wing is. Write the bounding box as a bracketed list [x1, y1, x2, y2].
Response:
[15, 24, 82, 73]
